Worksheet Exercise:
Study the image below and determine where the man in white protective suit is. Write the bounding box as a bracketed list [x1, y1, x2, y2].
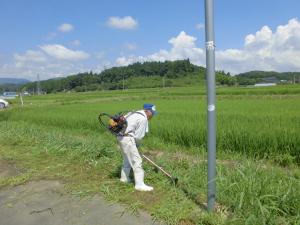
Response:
[117, 103, 157, 191]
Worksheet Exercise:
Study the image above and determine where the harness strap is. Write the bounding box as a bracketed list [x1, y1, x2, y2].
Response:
[98, 110, 147, 137]
[122, 111, 146, 137]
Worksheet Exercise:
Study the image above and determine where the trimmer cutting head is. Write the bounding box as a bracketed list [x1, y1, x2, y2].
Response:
[173, 177, 179, 185]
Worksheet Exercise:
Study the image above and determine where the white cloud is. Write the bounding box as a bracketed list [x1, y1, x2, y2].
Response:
[115, 18, 300, 73]
[2, 18, 300, 81]
[124, 43, 138, 51]
[14, 50, 47, 64]
[0, 59, 87, 81]
[217, 18, 300, 73]
[58, 23, 74, 32]
[95, 51, 105, 60]
[71, 40, 81, 46]
[45, 32, 57, 41]
[116, 31, 204, 67]
[196, 23, 204, 30]
[169, 31, 197, 49]
[40, 44, 89, 61]
[0, 45, 91, 80]
[107, 16, 138, 30]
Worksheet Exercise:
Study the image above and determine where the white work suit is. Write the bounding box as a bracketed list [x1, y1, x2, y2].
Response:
[117, 110, 152, 191]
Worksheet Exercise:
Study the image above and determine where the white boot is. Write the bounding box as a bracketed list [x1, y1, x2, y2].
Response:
[120, 167, 132, 183]
[134, 171, 153, 192]
[135, 184, 153, 192]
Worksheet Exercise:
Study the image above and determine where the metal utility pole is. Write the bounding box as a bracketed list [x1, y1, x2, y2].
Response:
[122, 74, 125, 91]
[204, 0, 216, 212]
[294, 74, 297, 84]
[37, 74, 41, 95]
[19, 92, 24, 107]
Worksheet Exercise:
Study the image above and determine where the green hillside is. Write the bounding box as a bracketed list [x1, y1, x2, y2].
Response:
[0, 78, 30, 85]
[9, 60, 300, 94]
[236, 70, 300, 85]
[0, 78, 30, 92]
[21, 60, 236, 93]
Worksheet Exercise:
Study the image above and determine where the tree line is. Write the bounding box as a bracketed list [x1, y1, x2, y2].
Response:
[236, 71, 300, 85]
[5, 60, 299, 94]
[3, 60, 299, 94]
[19, 59, 237, 93]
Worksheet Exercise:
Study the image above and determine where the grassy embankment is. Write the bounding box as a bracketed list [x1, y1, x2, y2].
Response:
[0, 85, 300, 225]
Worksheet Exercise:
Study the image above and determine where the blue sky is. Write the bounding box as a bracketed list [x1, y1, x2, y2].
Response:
[1, 0, 300, 80]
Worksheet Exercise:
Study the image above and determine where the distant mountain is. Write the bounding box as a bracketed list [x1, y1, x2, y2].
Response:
[237, 71, 298, 79]
[19, 61, 300, 93]
[22, 60, 212, 93]
[0, 78, 30, 85]
[236, 71, 300, 85]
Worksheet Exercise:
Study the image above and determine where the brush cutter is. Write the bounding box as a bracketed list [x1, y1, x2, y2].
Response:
[98, 112, 128, 136]
[141, 154, 178, 185]
[98, 111, 178, 185]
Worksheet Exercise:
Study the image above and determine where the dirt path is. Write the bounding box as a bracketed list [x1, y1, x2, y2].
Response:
[0, 161, 162, 225]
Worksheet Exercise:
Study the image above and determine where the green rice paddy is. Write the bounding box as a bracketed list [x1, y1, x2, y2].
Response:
[0, 85, 299, 224]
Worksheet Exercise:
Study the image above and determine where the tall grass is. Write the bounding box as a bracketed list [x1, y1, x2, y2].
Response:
[1, 85, 300, 224]
[2, 86, 300, 164]
[152, 98, 300, 164]
[0, 120, 299, 224]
